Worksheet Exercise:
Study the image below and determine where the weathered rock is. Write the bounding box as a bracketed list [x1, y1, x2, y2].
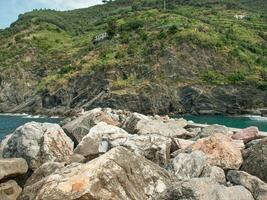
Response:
[3, 122, 74, 170]
[25, 162, 65, 186]
[201, 165, 226, 184]
[0, 134, 13, 158]
[241, 138, 267, 182]
[0, 180, 22, 200]
[20, 147, 175, 200]
[74, 122, 129, 159]
[172, 138, 195, 150]
[0, 158, 28, 181]
[172, 151, 207, 180]
[200, 124, 231, 138]
[135, 120, 192, 138]
[154, 178, 254, 200]
[121, 112, 151, 133]
[189, 133, 243, 169]
[62, 108, 120, 145]
[227, 170, 267, 200]
[69, 153, 86, 164]
[109, 134, 172, 166]
[232, 126, 260, 143]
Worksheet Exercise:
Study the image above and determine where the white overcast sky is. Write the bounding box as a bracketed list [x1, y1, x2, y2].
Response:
[0, 0, 103, 28]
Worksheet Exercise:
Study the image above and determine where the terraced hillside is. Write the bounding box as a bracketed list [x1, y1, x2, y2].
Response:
[0, 0, 266, 116]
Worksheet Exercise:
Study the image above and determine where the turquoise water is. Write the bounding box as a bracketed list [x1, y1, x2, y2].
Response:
[184, 115, 267, 132]
[0, 114, 61, 140]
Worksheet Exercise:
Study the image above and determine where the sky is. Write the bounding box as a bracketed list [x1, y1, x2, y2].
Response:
[0, 0, 103, 29]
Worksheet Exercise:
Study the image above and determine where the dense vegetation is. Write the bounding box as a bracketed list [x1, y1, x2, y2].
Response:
[0, 0, 266, 97]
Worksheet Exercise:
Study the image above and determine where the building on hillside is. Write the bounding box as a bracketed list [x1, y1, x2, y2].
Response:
[93, 32, 108, 43]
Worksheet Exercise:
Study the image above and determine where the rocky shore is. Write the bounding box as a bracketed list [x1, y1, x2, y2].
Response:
[0, 107, 267, 200]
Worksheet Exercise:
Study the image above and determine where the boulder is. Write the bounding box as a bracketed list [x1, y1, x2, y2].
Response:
[109, 134, 172, 166]
[189, 133, 243, 169]
[172, 138, 195, 150]
[172, 151, 207, 180]
[154, 178, 254, 200]
[68, 153, 86, 164]
[74, 122, 129, 159]
[135, 120, 192, 138]
[62, 108, 120, 145]
[232, 126, 260, 143]
[200, 124, 231, 138]
[201, 165, 226, 184]
[25, 162, 65, 186]
[227, 170, 267, 200]
[20, 147, 175, 200]
[0, 180, 22, 200]
[241, 138, 267, 182]
[0, 158, 28, 181]
[121, 112, 151, 133]
[0, 134, 13, 158]
[3, 122, 74, 171]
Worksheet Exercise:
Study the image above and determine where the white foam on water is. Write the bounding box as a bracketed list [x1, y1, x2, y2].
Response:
[244, 115, 267, 121]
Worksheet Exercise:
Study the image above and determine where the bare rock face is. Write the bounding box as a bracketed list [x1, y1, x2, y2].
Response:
[0, 158, 28, 181]
[227, 170, 267, 200]
[189, 133, 243, 170]
[2, 122, 74, 171]
[201, 165, 226, 184]
[74, 122, 129, 159]
[25, 162, 65, 186]
[232, 126, 260, 143]
[63, 108, 120, 145]
[135, 120, 191, 138]
[200, 125, 231, 138]
[154, 178, 254, 200]
[241, 138, 267, 182]
[121, 112, 151, 133]
[109, 134, 172, 166]
[0, 180, 22, 200]
[172, 151, 207, 180]
[20, 147, 175, 200]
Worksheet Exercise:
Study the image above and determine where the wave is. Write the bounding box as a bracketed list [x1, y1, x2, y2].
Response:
[244, 115, 267, 121]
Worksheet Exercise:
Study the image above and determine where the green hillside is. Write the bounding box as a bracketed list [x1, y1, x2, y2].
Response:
[0, 0, 266, 115]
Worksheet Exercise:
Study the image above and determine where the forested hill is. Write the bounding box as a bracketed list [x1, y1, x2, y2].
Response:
[0, 0, 266, 116]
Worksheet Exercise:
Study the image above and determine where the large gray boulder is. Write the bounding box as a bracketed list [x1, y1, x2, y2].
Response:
[109, 134, 172, 166]
[74, 122, 129, 159]
[227, 170, 267, 200]
[154, 178, 254, 200]
[121, 112, 151, 133]
[135, 120, 192, 138]
[241, 138, 267, 182]
[0, 180, 22, 200]
[172, 151, 207, 180]
[0, 158, 28, 181]
[20, 147, 175, 200]
[62, 108, 121, 145]
[201, 165, 226, 184]
[200, 125, 231, 138]
[3, 122, 74, 171]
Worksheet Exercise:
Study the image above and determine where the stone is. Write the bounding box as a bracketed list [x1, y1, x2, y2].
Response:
[232, 126, 260, 143]
[62, 108, 120, 145]
[135, 120, 192, 138]
[241, 138, 267, 182]
[25, 162, 65, 186]
[0, 158, 28, 181]
[0, 180, 22, 200]
[200, 124, 231, 138]
[227, 170, 267, 200]
[109, 134, 172, 166]
[0, 134, 13, 158]
[74, 122, 129, 159]
[172, 138, 195, 150]
[3, 122, 74, 171]
[154, 178, 254, 200]
[172, 151, 207, 180]
[121, 112, 151, 133]
[201, 165, 226, 183]
[69, 153, 86, 164]
[189, 133, 243, 169]
[20, 147, 175, 200]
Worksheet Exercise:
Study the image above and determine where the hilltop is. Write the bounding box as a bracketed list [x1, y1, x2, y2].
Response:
[0, 0, 266, 116]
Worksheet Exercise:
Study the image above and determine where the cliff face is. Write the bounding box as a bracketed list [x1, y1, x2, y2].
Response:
[0, 0, 266, 116]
